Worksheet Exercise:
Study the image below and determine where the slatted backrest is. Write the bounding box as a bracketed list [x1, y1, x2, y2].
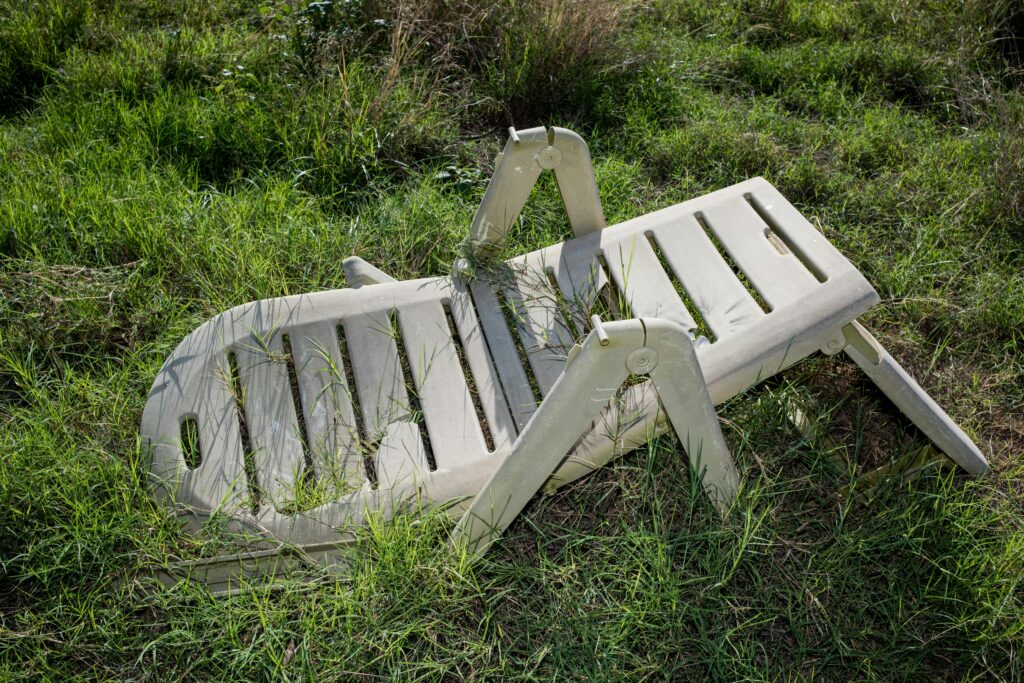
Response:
[142, 279, 519, 524]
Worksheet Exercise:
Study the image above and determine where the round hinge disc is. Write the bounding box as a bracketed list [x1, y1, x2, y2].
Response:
[626, 347, 659, 375]
[537, 146, 562, 169]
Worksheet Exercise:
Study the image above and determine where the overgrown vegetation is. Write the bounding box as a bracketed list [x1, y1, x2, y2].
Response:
[1, 0, 1022, 678]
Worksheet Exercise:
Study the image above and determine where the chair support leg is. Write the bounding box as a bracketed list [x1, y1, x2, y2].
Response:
[452, 317, 738, 558]
[842, 320, 990, 475]
[645, 319, 741, 509]
[342, 256, 396, 288]
[467, 126, 606, 257]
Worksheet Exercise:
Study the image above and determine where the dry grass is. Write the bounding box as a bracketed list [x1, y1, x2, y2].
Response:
[391, 0, 634, 71]
[300, 0, 640, 124]
[0, 259, 149, 367]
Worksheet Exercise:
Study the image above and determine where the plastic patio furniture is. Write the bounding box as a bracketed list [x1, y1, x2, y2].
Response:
[140, 126, 990, 592]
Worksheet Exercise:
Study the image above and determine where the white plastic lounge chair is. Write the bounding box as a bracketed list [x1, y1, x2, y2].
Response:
[141, 126, 989, 591]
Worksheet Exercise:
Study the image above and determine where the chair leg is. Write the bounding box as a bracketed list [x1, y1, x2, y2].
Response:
[342, 256, 395, 288]
[452, 317, 739, 558]
[645, 319, 740, 510]
[842, 320, 990, 475]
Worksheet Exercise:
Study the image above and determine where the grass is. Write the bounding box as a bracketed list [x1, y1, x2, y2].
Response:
[1, 0, 1022, 678]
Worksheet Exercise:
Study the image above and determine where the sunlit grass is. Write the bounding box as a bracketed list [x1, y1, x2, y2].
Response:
[1, 0, 1021, 678]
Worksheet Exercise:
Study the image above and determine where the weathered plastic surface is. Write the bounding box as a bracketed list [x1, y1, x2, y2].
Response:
[141, 127, 989, 583]
[145, 176, 876, 542]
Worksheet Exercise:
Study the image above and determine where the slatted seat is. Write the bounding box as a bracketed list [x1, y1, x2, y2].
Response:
[141, 126, 989, 588]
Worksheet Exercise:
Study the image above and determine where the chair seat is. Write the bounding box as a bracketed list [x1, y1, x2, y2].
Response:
[141, 177, 878, 546]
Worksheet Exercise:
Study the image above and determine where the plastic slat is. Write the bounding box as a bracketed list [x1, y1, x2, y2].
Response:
[398, 301, 486, 468]
[342, 312, 410, 441]
[700, 198, 819, 311]
[375, 421, 430, 490]
[743, 180, 851, 277]
[448, 280, 517, 452]
[552, 238, 607, 335]
[184, 353, 248, 507]
[602, 234, 697, 333]
[233, 336, 307, 506]
[503, 260, 575, 396]
[467, 278, 538, 431]
[288, 321, 362, 483]
[647, 217, 764, 337]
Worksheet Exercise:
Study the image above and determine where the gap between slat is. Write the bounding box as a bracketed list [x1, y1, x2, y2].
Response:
[226, 350, 261, 512]
[391, 311, 437, 471]
[281, 334, 315, 481]
[337, 322, 377, 489]
[497, 291, 544, 406]
[465, 284, 527, 435]
[644, 231, 716, 342]
[179, 416, 201, 470]
[595, 254, 632, 319]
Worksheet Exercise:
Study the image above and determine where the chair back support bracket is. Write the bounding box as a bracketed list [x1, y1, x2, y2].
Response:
[453, 316, 738, 557]
[469, 126, 605, 257]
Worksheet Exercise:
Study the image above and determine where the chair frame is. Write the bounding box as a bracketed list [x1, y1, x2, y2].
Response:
[141, 126, 989, 592]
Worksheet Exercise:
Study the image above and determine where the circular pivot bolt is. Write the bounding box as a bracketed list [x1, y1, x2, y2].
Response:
[626, 348, 659, 375]
[537, 146, 562, 170]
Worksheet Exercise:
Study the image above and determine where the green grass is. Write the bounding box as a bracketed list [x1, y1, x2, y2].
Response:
[1, 0, 1022, 679]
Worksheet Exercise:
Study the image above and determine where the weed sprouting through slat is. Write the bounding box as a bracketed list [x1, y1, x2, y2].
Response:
[644, 231, 716, 342]
[596, 254, 633, 319]
[464, 284, 521, 434]
[226, 350, 261, 512]
[179, 417, 201, 470]
[497, 289, 545, 406]
[337, 321, 377, 488]
[281, 333, 314, 479]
